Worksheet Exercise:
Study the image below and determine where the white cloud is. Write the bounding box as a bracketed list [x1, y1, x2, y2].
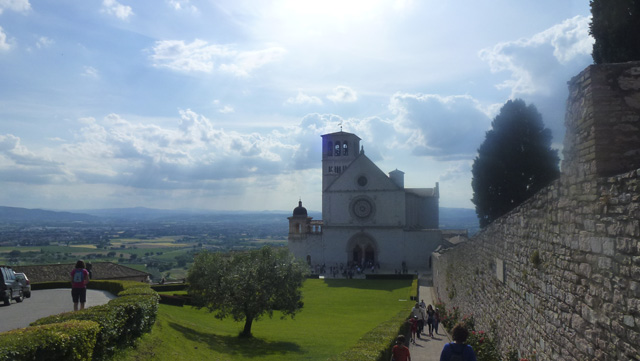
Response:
[167, 0, 197, 13]
[218, 47, 286, 77]
[82, 66, 99, 78]
[0, 0, 31, 14]
[327, 86, 357, 103]
[35, 36, 53, 49]
[479, 15, 593, 97]
[102, 0, 133, 20]
[0, 134, 66, 184]
[286, 91, 323, 105]
[150, 39, 285, 76]
[389, 93, 491, 159]
[0, 26, 10, 51]
[218, 105, 234, 114]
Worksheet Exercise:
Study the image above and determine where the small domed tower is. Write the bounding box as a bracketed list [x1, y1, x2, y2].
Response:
[288, 200, 312, 240]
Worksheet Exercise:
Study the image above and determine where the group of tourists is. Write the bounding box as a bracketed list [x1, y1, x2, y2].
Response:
[391, 322, 478, 361]
[407, 300, 440, 343]
[390, 300, 478, 361]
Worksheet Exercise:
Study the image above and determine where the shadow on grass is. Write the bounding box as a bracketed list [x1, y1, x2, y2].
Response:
[168, 322, 304, 357]
[323, 279, 413, 291]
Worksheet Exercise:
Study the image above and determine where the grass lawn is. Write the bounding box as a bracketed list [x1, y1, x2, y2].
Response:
[116, 278, 413, 361]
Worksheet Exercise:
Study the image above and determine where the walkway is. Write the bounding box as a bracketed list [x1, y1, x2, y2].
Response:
[410, 273, 450, 361]
[0, 288, 116, 333]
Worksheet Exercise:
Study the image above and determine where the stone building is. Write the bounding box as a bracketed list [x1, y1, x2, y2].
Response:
[288, 131, 443, 272]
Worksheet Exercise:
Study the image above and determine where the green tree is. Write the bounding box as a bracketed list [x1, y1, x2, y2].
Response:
[187, 246, 306, 338]
[590, 0, 640, 64]
[471, 99, 560, 228]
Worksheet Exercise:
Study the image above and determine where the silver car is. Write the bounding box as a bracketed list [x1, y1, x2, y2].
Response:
[14, 272, 31, 299]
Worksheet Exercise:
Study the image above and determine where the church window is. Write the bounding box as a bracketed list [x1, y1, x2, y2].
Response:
[328, 166, 333, 173]
[334, 141, 341, 156]
[343, 142, 348, 155]
[336, 166, 342, 174]
[328, 142, 333, 156]
[357, 176, 368, 187]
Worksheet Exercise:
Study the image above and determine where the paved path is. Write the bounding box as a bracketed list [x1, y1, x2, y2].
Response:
[410, 275, 451, 361]
[0, 289, 116, 333]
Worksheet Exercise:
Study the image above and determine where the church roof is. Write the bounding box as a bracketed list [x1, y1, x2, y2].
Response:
[405, 188, 438, 197]
[325, 152, 400, 192]
[321, 131, 361, 139]
[12, 262, 150, 283]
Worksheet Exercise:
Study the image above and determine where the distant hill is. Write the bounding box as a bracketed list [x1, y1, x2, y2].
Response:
[0, 206, 99, 223]
[0, 205, 476, 232]
[439, 207, 479, 234]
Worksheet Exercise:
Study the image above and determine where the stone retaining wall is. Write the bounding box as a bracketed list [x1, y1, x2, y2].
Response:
[433, 62, 640, 361]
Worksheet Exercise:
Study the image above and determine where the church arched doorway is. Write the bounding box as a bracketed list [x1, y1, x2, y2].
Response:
[352, 245, 362, 264]
[346, 233, 378, 268]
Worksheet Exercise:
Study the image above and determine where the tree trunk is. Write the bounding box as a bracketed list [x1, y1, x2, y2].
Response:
[240, 316, 253, 338]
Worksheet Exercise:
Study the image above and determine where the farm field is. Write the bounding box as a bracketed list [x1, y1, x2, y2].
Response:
[0, 236, 201, 282]
[117, 279, 414, 361]
[0, 235, 291, 282]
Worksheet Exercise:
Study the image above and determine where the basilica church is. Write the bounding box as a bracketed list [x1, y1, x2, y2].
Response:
[287, 131, 444, 272]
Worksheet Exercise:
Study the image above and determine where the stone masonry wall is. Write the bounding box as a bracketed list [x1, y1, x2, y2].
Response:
[432, 62, 640, 361]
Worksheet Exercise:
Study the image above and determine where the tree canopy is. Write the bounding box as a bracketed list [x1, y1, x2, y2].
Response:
[186, 246, 307, 338]
[590, 0, 640, 64]
[471, 99, 560, 228]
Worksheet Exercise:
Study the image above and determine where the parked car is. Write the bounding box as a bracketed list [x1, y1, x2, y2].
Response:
[13, 272, 31, 298]
[0, 265, 23, 305]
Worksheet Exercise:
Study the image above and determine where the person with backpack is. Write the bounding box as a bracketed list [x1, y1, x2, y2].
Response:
[70, 260, 90, 311]
[439, 323, 477, 361]
[390, 335, 411, 361]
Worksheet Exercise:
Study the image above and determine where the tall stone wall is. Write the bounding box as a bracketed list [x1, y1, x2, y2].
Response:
[432, 62, 640, 361]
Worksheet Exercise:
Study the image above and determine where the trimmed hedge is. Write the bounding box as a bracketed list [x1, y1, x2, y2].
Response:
[0, 320, 100, 361]
[150, 284, 188, 292]
[327, 278, 416, 361]
[1, 280, 159, 361]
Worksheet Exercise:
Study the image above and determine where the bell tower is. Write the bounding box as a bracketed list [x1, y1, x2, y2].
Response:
[321, 131, 361, 191]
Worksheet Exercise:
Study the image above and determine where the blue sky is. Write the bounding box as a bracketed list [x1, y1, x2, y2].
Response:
[0, 0, 593, 212]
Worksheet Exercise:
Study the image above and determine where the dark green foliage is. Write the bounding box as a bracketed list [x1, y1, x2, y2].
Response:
[187, 246, 307, 338]
[590, 0, 640, 64]
[0, 320, 100, 361]
[29, 281, 159, 360]
[471, 99, 559, 228]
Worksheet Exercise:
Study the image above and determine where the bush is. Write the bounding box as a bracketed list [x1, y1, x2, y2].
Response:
[28, 281, 159, 360]
[0, 320, 100, 361]
[150, 284, 188, 292]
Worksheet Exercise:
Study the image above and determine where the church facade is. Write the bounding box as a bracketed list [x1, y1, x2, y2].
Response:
[287, 131, 443, 272]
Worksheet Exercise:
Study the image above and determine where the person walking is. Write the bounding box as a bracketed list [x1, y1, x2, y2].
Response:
[434, 307, 441, 335]
[408, 316, 418, 344]
[439, 323, 477, 361]
[391, 335, 411, 361]
[411, 302, 423, 338]
[70, 260, 90, 311]
[426, 304, 436, 337]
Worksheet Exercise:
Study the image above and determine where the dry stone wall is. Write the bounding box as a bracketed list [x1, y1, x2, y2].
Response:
[432, 62, 640, 361]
